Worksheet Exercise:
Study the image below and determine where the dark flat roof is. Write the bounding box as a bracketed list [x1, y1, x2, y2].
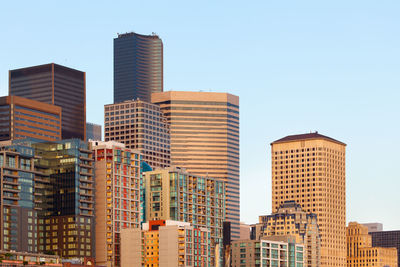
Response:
[271, 132, 346, 146]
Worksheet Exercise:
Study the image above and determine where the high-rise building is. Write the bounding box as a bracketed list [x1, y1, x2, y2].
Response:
[0, 141, 49, 253]
[9, 63, 86, 140]
[91, 141, 141, 267]
[362, 223, 383, 233]
[121, 220, 211, 267]
[143, 167, 226, 266]
[271, 132, 346, 267]
[257, 201, 321, 267]
[347, 222, 398, 267]
[152, 91, 240, 239]
[104, 99, 170, 169]
[0, 95, 61, 142]
[32, 139, 94, 259]
[86, 122, 102, 141]
[370, 231, 400, 267]
[231, 236, 305, 267]
[114, 32, 163, 103]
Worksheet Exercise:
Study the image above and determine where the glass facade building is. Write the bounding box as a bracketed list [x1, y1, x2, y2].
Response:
[9, 63, 86, 140]
[114, 32, 163, 103]
[0, 141, 49, 253]
[31, 139, 94, 258]
[144, 167, 226, 266]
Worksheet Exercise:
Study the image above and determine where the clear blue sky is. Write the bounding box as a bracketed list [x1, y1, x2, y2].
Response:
[1, 1, 399, 229]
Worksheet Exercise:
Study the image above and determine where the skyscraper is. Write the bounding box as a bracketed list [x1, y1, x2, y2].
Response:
[9, 63, 86, 140]
[143, 167, 226, 266]
[0, 141, 49, 253]
[271, 132, 346, 267]
[114, 32, 163, 103]
[32, 139, 94, 258]
[91, 141, 141, 267]
[104, 99, 170, 169]
[151, 91, 240, 240]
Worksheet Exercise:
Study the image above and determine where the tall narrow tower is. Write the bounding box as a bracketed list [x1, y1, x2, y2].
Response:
[271, 132, 346, 267]
[152, 91, 240, 240]
[114, 32, 163, 103]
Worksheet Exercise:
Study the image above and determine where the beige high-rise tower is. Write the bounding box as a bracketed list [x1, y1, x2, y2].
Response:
[271, 132, 346, 267]
[152, 91, 240, 239]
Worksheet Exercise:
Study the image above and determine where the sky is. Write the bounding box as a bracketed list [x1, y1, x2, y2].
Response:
[1, 1, 399, 229]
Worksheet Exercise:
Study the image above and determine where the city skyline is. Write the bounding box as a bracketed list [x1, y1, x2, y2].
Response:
[1, 0, 400, 231]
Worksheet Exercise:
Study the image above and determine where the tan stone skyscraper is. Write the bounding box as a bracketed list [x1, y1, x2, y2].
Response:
[271, 132, 346, 267]
[152, 91, 240, 239]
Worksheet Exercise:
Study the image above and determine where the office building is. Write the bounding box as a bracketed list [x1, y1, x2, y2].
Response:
[143, 167, 226, 266]
[257, 201, 321, 267]
[0, 141, 49, 253]
[271, 132, 346, 267]
[32, 139, 94, 258]
[9, 63, 86, 140]
[231, 236, 305, 267]
[371, 230, 400, 267]
[114, 32, 163, 103]
[121, 220, 210, 267]
[152, 91, 240, 239]
[347, 222, 397, 267]
[0, 95, 61, 142]
[104, 99, 170, 169]
[86, 122, 102, 141]
[91, 141, 141, 267]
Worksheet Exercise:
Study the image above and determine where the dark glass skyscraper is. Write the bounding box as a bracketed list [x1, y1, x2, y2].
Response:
[114, 32, 163, 103]
[9, 63, 86, 140]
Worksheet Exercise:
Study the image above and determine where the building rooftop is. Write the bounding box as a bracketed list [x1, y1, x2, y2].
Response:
[271, 132, 346, 146]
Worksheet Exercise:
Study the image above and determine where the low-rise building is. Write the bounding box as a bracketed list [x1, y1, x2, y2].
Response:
[121, 220, 210, 267]
[370, 230, 400, 267]
[231, 236, 305, 267]
[347, 222, 398, 267]
[0, 250, 61, 266]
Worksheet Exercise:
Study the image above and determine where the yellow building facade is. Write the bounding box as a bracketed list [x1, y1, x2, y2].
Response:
[271, 132, 346, 267]
[347, 222, 397, 267]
